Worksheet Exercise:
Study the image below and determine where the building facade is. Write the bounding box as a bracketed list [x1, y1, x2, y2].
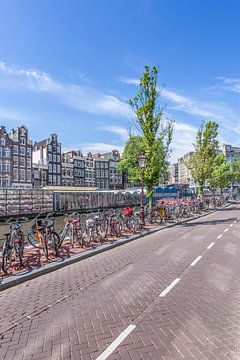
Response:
[0, 126, 12, 187]
[62, 156, 74, 186]
[63, 151, 85, 186]
[168, 163, 179, 186]
[83, 153, 95, 187]
[94, 156, 109, 189]
[178, 152, 196, 188]
[9, 125, 33, 188]
[33, 133, 62, 186]
[222, 144, 240, 164]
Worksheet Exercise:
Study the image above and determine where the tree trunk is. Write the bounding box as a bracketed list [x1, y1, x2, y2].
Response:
[212, 186, 216, 208]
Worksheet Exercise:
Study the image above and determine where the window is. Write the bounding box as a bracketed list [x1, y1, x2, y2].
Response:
[48, 175, 52, 184]
[2, 149, 10, 158]
[57, 155, 61, 162]
[13, 168, 18, 181]
[13, 145, 18, 154]
[57, 176, 61, 185]
[2, 162, 10, 172]
[48, 145, 52, 152]
[27, 158, 31, 168]
[20, 157, 25, 167]
[53, 164, 56, 173]
[13, 156, 18, 166]
[48, 164, 52, 172]
[53, 175, 56, 185]
[57, 164, 61, 173]
[20, 137, 25, 145]
[19, 169, 25, 181]
[53, 154, 56, 162]
[27, 147, 31, 156]
[20, 147, 25, 155]
[0, 138, 5, 146]
[57, 146, 61, 153]
[27, 170, 31, 182]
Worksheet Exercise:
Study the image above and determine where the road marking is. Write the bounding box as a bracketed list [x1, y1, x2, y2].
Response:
[234, 220, 237, 224]
[159, 278, 181, 297]
[230, 224, 233, 227]
[224, 228, 229, 232]
[190, 256, 202, 266]
[96, 324, 136, 360]
[217, 234, 223, 239]
[207, 242, 215, 250]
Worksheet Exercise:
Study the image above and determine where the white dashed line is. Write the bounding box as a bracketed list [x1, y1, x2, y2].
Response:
[230, 224, 233, 227]
[207, 242, 215, 250]
[217, 234, 223, 239]
[224, 228, 229, 232]
[234, 220, 237, 224]
[190, 256, 202, 266]
[159, 278, 181, 297]
[96, 324, 136, 360]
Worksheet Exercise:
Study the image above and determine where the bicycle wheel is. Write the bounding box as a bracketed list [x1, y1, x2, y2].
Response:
[49, 231, 60, 256]
[58, 226, 70, 246]
[27, 232, 40, 248]
[14, 242, 24, 268]
[42, 235, 49, 259]
[1, 244, 11, 272]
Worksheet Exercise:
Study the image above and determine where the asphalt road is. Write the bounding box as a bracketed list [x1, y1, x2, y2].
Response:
[0, 203, 240, 360]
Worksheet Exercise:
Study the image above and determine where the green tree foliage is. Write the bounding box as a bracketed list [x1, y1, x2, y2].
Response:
[208, 153, 232, 195]
[119, 66, 174, 208]
[187, 121, 219, 197]
[231, 159, 240, 183]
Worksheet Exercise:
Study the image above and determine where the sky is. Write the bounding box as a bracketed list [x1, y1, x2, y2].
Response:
[1, 0, 240, 162]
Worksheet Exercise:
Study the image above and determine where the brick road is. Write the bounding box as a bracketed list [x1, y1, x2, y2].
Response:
[0, 204, 240, 359]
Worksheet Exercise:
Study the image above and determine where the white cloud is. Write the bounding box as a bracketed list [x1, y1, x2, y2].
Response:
[120, 77, 218, 119]
[99, 124, 129, 141]
[161, 89, 218, 118]
[170, 122, 197, 162]
[63, 142, 123, 155]
[216, 76, 240, 93]
[0, 61, 133, 119]
[118, 77, 139, 86]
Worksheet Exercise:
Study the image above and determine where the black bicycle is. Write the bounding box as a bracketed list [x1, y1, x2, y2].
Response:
[1, 220, 25, 272]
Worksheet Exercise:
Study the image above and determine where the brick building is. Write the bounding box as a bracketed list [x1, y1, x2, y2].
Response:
[9, 125, 33, 188]
[33, 133, 62, 186]
[0, 126, 12, 187]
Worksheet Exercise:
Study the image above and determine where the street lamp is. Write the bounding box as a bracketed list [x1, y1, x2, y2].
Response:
[138, 154, 147, 226]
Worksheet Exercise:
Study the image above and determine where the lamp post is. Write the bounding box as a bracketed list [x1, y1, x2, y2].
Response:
[138, 154, 147, 226]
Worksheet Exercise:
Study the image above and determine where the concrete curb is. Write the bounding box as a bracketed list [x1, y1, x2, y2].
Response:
[0, 202, 235, 291]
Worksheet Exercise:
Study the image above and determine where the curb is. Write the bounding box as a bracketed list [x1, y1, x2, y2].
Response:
[0, 202, 235, 291]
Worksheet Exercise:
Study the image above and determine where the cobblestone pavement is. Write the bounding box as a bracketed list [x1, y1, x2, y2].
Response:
[0, 204, 239, 359]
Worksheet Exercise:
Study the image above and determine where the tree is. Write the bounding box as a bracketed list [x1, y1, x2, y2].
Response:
[231, 159, 240, 191]
[187, 121, 219, 200]
[119, 66, 174, 209]
[207, 153, 232, 202]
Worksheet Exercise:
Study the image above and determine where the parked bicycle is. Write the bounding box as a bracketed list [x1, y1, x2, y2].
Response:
[27, 212, 60, 259]
[1, 219, 25, 272]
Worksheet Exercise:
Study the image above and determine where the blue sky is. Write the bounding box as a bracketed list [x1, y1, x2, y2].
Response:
[1, 0, 240, 162]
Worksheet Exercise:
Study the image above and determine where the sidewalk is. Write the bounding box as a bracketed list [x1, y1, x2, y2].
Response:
[0, 203, 233, 291]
